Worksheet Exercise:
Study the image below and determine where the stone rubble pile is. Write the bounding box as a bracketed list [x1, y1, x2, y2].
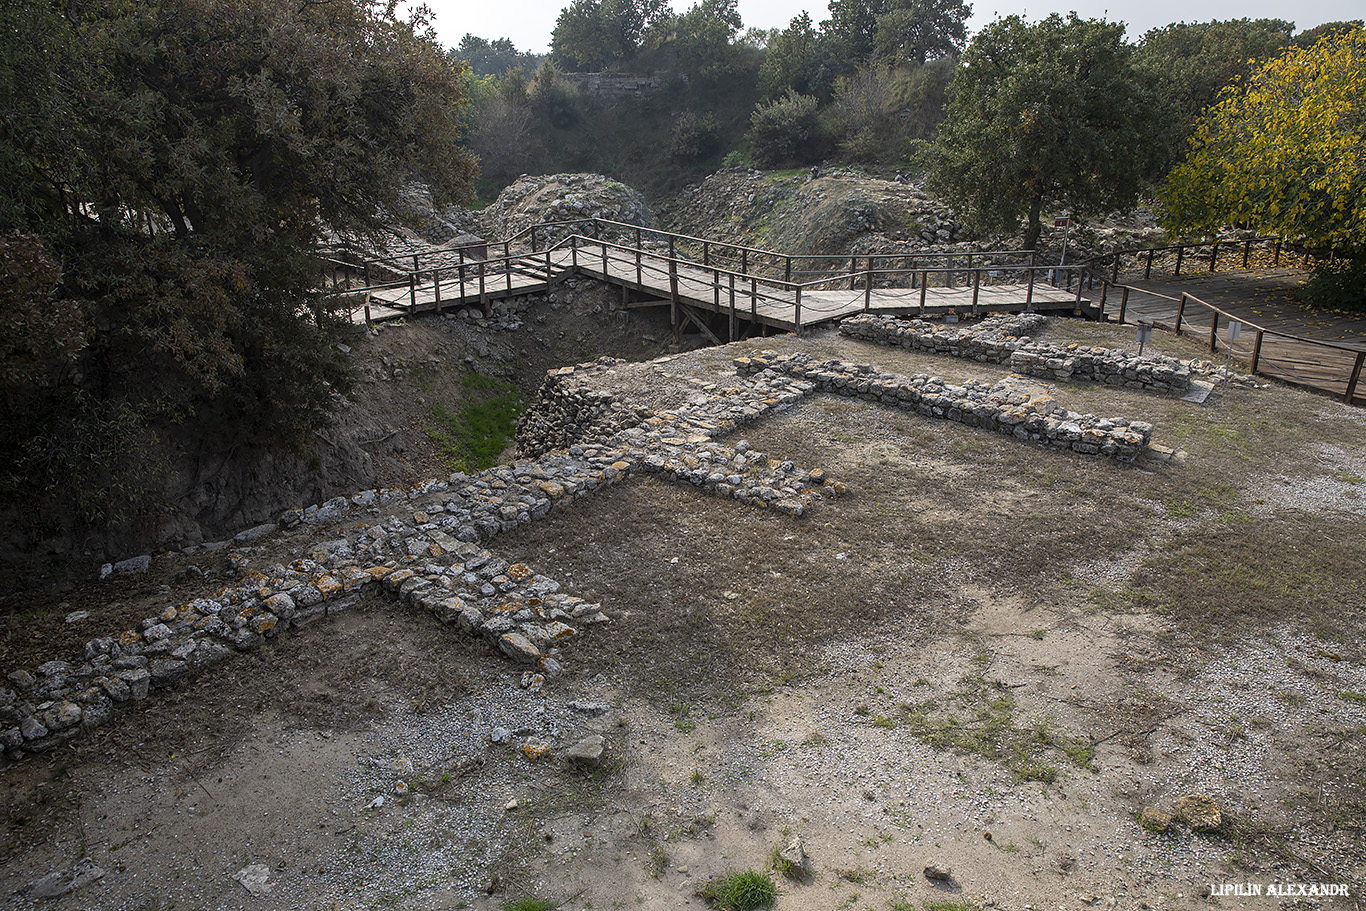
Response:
[736, 351, 1154, 461]
[841, 314, 1196, 394]
[480, 173, 656, 249]
[1, 358, 837, 763]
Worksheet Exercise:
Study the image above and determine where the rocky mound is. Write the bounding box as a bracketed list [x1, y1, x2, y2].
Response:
[480, 173, 656, 245]
[661, 167, 972, 259]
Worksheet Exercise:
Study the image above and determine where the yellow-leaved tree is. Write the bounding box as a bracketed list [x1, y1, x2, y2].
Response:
[1162, 27, 1365, 306]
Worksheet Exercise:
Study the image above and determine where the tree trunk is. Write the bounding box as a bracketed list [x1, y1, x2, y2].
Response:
[1023, 189, 1044, 250]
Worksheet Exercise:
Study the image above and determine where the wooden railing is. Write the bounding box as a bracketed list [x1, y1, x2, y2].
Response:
[1094, 281, 1363, 405]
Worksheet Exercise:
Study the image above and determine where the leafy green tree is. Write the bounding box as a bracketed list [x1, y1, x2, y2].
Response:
[1135, 19, 1292, 164]
[873, 0, 972, 66]
[550, 0, 672, 71]
[673, 0, 745, 84]
[928, 14, 1165, 249]
[0, 0, 476, 535]
[455, 34, 543, 77]
[754, 12, 825, 99]
[1292, 20, 1363, 48]
[1162, 28, 1366, 304]
[824, 0, 969, 65]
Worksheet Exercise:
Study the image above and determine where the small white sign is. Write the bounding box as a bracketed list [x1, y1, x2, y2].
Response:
[1228, 320, 1242, 340]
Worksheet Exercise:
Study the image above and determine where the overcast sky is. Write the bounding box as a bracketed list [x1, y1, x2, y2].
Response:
[414, 0, 1360, 53]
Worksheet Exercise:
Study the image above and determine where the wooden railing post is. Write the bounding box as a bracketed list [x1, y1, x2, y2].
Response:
[506, 250, 513, 293]
[1346, 350, 1366, 405]
[1250, 329, 1264, 374]
[1209, 311, 1219, 353]
[1274, 238, 1282, 266]
[1099, 280, 1108, 318]
[919, 274, 928, 314]
[784, 256, 792, 283]
[1243, 238, 1252, 269]
[635, 245, 643, 290]
[864, 257, 873, 311]
[458, 249, 466, 299]
[434, 269, 442, 312]
[409, 272, 416, 310]
[1144, 248, 1155, 280]
[530, 226, 537, 253]
[1209, 241, 1219, 272]
[668, 255, 679, 330]
[1175, 245, 1185, 277]
[741, 248, 748, 276]
[1118, 286, 1129, 324]
[849, 255, 857, 291]
[1175, 293, 1187, 335]
[571, 236, 579, 270]
[364, 302, 372, 329]
[972, 269, 981, 313]
[478, 260, 488, 314]
[601, 239, 608, 277]
[1111, 251, 1120, 283]
[1026, 268, 1035, 307]
[794, 285, 802, 335]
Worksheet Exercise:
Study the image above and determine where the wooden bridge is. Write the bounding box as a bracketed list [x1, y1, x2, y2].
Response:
[327, 218, 1093, 340]
[326, 219, 1364, 405]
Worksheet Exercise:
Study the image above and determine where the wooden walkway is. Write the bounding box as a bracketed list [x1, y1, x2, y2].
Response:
[344, 238, 1088, 335]
[1097, 277, 1365, 405]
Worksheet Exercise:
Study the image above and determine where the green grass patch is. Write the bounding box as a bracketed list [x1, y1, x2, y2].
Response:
[898, 677, 1095, 783]
[700, 870, 777, 910]
[505, 899, 557, 911]
[424, 372, 524, 473]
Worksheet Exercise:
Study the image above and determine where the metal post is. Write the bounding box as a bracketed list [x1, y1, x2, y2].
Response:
[1250, 329, 1264, 374]
[1175, 293, 1187, 335]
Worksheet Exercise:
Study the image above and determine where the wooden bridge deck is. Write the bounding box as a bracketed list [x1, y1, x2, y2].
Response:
[350, 241, 1087, 332]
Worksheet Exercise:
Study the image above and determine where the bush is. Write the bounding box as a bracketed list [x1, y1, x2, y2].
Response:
[746, 90, 821, 168]
[669, 111, 722, 161]
[1299, 253, 1366, 312]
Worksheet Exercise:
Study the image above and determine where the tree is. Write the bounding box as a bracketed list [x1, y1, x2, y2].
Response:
[873, 0, 972, 66]
[550, 0, 672, 71]
[1162, 29, 1365, 268]
[673, 0, 745, 84]
[824, 0, 969, 66]
[455, 34, 543, 77]
[928, 14, 1165, 249]
[0, 0, 476, 534]
[757, 12, 833, 99]
[1135, 19, 1293, 165]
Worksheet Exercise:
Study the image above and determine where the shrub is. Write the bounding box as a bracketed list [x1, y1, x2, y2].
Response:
[746, 90, 821, 167]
